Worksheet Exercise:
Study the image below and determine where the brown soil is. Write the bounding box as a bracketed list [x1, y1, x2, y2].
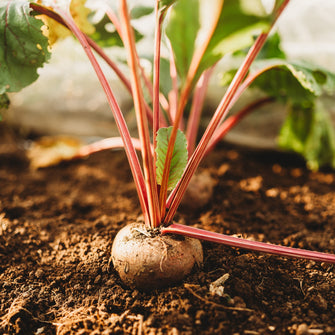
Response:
[0, 123, 334, 335]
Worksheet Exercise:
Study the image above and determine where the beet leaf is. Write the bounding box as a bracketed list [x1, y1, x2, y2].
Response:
[165, 0, 274, 87]
[278, 100, 335, 170]
[156, 127, 188, 191]
[0, 0, 50, 95]
[251, 59, 335, 103]
[165, 0, 200, 83]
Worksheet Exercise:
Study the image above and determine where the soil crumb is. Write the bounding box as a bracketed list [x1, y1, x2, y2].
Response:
[0, 123, 334, 335]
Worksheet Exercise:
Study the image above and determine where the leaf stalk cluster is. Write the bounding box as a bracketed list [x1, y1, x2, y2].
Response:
[3, 0, 335, 264]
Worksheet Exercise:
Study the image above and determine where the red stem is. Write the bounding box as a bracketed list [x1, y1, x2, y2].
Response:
[153, 2, 164, 149]
[76, 137, 148, 158]
[105, 8, 123, 37]
[205, 96, 275, 155]
[165, 33, 269, 224]
[38, 6, 151, 225]
[186, 67, 214, 155]
[31, 4, 132, 94]
[33, 3, 157, 127]
[119, 0, 160, 227]
[137, 60, 169, 127]
[167, 40, 180, 126]
[91, 6, 155, 126]
[165, 0, 290, 224]
[204, 63, 286, 155]
[158, 0, 224, 218]
[106, 5, 168, 128]
[161, 223, 335, 264]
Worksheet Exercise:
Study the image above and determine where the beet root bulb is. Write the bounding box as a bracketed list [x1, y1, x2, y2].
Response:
[111, 223, 203, 291]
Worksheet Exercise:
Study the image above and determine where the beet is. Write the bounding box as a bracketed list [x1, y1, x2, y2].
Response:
[111, 222, 203, 291]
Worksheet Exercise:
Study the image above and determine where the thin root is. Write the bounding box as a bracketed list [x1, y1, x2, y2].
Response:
[159, 239, 169, 272]
[184, 284, 254, 312]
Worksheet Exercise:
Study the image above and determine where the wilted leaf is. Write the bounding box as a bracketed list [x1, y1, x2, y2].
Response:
[37, 0, 95, 45]
[27, 136, 82, 169]
[70, 0, 95, 34]
[156, 127, 188, 191]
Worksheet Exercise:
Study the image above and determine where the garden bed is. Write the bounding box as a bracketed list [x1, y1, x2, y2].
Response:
[0, 122, 334, 335]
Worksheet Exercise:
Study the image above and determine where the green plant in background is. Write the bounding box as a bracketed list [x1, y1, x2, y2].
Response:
[1, 0, 335, 290]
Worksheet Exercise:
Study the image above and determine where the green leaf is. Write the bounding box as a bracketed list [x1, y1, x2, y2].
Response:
[0, 1, 50, 94]
[251, 60, 335, 104]
[158, 57, 172, 97]
[220, 32, 286, 86]
[159, 0, 177, 11]
[250, 60, 335, 170]
[0, 93, 10, 110]
[89, 15, 122, 47]
[165, 0, 273, 86]
[197, 0, 272, 79]
[130, 5, 153, 19]
[156, 127, 188, 191]
[256, 32, 286, 60]
[90, 14, 143, 48]
[165, 0, 200, 82]
[278, 100, 335, 170]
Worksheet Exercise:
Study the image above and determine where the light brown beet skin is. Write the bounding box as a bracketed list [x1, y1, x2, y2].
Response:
[111, 223, 203, 291]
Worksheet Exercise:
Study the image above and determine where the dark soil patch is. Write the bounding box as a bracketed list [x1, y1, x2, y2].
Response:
[0, 123, 334, 335]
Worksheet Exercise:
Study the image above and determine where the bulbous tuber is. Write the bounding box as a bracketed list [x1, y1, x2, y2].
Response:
[111, 222, 203, 291]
